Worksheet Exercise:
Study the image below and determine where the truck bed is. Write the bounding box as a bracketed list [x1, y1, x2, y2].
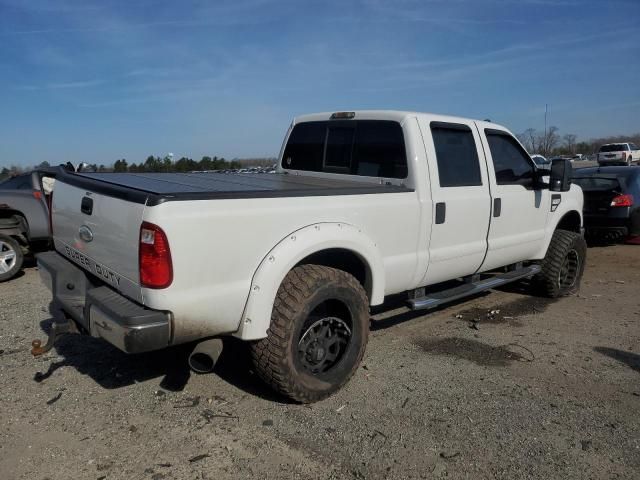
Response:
[58, 170, 412, 205]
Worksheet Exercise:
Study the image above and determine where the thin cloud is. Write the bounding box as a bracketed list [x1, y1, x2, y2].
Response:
[15, 79, 104, 90]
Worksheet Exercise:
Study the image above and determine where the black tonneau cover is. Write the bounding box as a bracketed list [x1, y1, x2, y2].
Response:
[58, 169, 412, 205]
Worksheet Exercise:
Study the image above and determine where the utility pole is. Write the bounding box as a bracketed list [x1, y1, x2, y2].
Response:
[544, 104, 548, 156]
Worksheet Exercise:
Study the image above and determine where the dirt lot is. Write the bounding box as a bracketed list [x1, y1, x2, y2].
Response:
[1, 245, 639, 480]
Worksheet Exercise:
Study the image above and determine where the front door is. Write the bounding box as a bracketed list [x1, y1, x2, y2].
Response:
[477, 124, 550, 270]
[418, 118, 492, 285]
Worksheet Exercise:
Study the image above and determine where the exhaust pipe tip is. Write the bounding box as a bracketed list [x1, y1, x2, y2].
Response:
[188, 338, 223, 374]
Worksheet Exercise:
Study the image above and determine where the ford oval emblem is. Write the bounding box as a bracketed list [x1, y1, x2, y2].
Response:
[78, 225, 94, 242]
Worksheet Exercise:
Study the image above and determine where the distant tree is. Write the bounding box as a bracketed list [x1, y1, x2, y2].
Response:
[517, 128, 539, 153]
[113, 159, 128, 172]
[538, 126, 560, 157]
[144, 155, 162, 172]
[98, 164, 107, 172]
[175, 157, 197, 172]
[162, 156, 173, 172]
[562, 134, 577, 155]
[36, 161, 50, 169]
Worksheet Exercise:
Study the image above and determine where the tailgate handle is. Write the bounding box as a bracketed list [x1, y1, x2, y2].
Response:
[81, 196, 93, 215]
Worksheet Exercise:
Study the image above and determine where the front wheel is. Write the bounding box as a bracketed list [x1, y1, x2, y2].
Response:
[0, 234, 24, 282]
[250, 265, 370, 403]
[534, 229, 587, 297]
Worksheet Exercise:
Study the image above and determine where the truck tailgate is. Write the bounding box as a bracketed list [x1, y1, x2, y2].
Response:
[52, 181, 145, 302]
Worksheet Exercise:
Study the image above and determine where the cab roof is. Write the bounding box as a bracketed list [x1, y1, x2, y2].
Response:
[293, 110, 509, 131]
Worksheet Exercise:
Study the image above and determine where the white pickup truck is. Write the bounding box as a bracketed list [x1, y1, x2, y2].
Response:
[34, 110, 586, 402]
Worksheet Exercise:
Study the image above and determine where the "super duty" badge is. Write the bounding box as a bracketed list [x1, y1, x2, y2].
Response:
[63, 245, 121, 287]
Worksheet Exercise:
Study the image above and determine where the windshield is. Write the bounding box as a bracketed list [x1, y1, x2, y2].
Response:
[599, 144, 629, 152]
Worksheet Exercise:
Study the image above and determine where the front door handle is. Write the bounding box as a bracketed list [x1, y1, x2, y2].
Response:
[435, 202, 446, 224]
[493, 198, 502, 217]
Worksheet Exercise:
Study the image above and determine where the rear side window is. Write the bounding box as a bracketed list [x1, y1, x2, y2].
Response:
[430, 123, 482, 187]
[282, 120, 407, 179]
[282, 122, 325, 172]
[0, 175, 32, 190]
[485, 131, 534, 185]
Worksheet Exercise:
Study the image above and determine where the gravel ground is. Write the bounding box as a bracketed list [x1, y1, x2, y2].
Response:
[0, 245, 639, 480]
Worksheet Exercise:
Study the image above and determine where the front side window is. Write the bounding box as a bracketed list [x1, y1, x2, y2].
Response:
[282, 120, 407, 179]
[430, 123, 482, 188]
[485, 131, 534, 186]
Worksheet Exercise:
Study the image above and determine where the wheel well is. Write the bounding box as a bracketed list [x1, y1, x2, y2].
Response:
[556, 210, 581, 233]
[295, 248, 372, 301]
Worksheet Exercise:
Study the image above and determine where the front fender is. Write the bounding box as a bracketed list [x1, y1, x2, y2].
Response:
[533, 185, 584, 259]
[234, 222, 385, 340]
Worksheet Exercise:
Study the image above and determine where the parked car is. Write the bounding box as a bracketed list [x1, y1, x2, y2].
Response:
[597, 143, 640, 166]
[573, 166, 640, 242]
[531, 154, 550, 170]
[34, 110, 585, 402]
[0, 170, 56, 281]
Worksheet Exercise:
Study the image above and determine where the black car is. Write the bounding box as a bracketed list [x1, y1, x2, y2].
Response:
[573, 166, 640, 243]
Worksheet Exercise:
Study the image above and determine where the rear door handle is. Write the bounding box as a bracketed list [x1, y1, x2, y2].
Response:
[435, 202, 446, 224]
[493, 198, 501, 217]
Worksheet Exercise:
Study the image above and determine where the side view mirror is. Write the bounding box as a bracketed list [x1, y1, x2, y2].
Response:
[549, 158, 572, 192]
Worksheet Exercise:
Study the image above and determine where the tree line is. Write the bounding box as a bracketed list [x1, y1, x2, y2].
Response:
[2, 130, 640, 182]
[111, 155, 243, 173]
[517, 127, 640, 158]
[1, 156, 277, 180]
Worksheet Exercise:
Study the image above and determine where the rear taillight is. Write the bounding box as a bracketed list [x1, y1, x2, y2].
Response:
[610, 194, 633, 207]
[33, 190, 42, 200]
[139, 222, 173, 288]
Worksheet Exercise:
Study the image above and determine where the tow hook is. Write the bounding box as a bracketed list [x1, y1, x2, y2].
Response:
[31, 319, 79, 356]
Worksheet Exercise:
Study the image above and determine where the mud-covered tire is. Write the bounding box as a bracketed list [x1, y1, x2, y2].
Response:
[534, 229, 586, 298]
[250, 265, 369, 403]
[0, 234, 23, 282]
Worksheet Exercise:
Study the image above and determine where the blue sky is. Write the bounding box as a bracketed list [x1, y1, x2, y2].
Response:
[1, 0, 639, 167]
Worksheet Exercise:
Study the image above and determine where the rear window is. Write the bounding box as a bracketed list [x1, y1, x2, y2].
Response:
[430, 123, 482, 187]
[0, 174, 32, 190]
[573, 176, 624, 192]
[282, 120, 408, 179]
[599, 144, 629, 152]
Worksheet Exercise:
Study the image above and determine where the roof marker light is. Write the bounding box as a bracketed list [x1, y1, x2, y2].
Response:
[330, 112, 355, 120]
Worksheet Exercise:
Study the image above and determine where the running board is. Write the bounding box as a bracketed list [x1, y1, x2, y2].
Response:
[407, 265, 541, 311]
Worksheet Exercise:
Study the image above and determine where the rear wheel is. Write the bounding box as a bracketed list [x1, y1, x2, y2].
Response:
[0, 234, 23, 282]
[250, 265, 369, 403]
[534, 229, 586, 297]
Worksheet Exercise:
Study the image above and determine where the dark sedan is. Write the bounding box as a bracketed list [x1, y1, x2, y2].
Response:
[573, 166, 640, 243]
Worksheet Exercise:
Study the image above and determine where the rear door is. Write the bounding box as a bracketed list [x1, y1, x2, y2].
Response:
[417, 118, 492, 285]
[52, 180, 145, 301]
[477, 125, 549, 269]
